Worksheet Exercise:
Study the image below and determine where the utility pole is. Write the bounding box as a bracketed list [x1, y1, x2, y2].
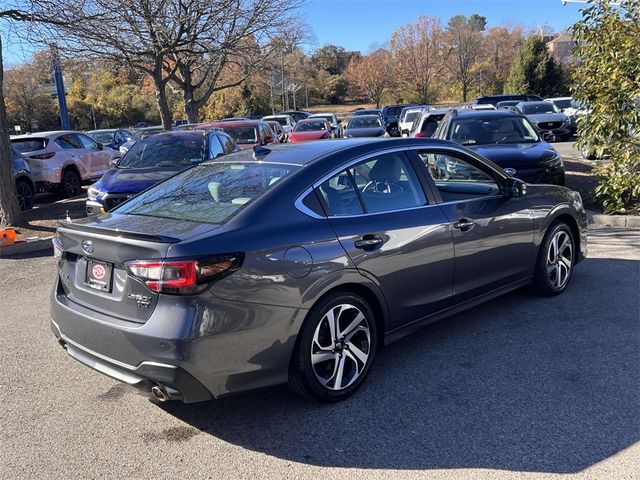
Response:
[281, 50, 286, 111]
[51, 45, 70, 130]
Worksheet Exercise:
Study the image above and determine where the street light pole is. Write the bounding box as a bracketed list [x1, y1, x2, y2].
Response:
[51, 45, 70, 130]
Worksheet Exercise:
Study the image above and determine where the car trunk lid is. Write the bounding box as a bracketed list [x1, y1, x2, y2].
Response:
[55, 214, 219, 323]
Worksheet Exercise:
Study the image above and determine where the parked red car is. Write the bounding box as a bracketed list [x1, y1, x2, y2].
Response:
[203, 120, 279, 150]
[287, 119, 332, 143]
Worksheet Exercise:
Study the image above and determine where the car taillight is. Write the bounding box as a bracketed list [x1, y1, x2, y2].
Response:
[125, 255, 243, 295]
[29, 152, 55, 160]
[415, 132, 428, 138]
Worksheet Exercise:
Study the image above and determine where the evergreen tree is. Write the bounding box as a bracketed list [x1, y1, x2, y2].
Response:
[505, 35, 565, 97]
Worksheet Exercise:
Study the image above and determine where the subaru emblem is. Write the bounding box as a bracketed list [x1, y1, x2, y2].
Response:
[81, 240, 94, 255]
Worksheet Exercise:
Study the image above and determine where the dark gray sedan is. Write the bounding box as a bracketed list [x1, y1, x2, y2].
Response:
[50, 138, 587, 403]
[344, 115, 388, 138]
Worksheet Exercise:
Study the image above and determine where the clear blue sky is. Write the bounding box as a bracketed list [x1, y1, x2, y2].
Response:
[2, 0, 586, 65]
[304, 0, 585, 52]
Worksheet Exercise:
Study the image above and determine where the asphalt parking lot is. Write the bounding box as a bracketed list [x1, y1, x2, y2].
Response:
[1, 226, 638, 480]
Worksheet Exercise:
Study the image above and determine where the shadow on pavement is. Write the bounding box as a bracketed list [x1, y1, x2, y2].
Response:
[160, 256, 639, 473]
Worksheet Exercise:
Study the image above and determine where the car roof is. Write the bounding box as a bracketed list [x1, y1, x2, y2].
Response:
[451, 109, 517, 118]
[206, 120, 262, 127]
[516, 101, 552, 107]
[11, 130, 76, 139]
[297, 118, 329, 123]
[347, 114, 382, 121]
[310, 112, 335, 117]
[87, 129, 118, 134]
[206, 138, 454, 167]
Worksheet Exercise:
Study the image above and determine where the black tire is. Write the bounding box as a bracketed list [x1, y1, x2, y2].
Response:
[61, 169, 81, 198]
[15, 179, 34, 211]
[289, 292, 378, 402]
[533, 222, 575, 296]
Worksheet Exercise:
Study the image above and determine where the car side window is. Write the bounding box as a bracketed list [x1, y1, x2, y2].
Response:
[217, 133, 236, 153]
[76, 134, 98, 149]
[318, 152, 427, 216]
[55, 134, 82, 149]
[417, 151, 501, 202]
[208, 134, 225, 159]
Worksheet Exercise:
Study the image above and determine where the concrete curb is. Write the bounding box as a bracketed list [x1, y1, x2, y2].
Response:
[587, 210, 640, 229]
[0, 236, 53, 258]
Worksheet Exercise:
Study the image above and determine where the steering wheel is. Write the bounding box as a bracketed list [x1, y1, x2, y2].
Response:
[363, 180, 404, 193]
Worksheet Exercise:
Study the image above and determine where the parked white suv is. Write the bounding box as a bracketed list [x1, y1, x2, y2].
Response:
[10, 131, 119, 197]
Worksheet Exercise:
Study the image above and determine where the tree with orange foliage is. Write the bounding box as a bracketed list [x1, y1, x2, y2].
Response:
[345, 50, 394, 108]
[390, 16, 445, 104]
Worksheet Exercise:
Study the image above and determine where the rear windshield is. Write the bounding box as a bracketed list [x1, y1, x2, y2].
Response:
[115, 162, 299, 224]
[11, 138, 48, 153]
[385, 107, 400, 116]
[133, 128, 163, 141]
[118, 134, 206, 168]
[295, 120, 327, 132]
[265, 117, 289, 126]
[348, 116, 382, 129]
[221, 126, 258, 145]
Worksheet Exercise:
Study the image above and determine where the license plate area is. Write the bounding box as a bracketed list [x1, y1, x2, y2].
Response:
[85, 259, 113, 292]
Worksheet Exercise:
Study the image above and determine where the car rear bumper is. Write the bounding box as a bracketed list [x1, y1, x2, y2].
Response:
[50, 278, 307, 401]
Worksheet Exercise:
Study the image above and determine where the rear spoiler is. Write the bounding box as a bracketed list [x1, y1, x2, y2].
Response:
[58, 221, 180, 244]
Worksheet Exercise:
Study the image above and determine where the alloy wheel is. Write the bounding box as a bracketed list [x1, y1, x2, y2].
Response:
[16, 182, 34, 211]
[546, 230, 573, 289]
[64, 172, 81, 197]
[310, 304, 371, 391]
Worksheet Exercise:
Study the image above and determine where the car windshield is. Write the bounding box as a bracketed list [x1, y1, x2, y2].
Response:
[115, 162, 299, 224]
[265, 116, 289, 126]
[448, 117, 541, 145]
[521, 103, 559, 114]
[118, 134, 206, 169]
[311, 115, 334, 123]
[348, 116, 382, 129]
[133, 128, 162, 141]
[295, 121, 327, 132]
[221, 126, 258, 144]
[552, 99, 572, 109]
[385, 107, 400, 116]
[11, 138, 48, 153]
[88, 131, 115, 143]
[405, 111, 420, 124]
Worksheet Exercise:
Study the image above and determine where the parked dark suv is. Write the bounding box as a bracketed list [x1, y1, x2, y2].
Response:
[382, 104, 417, 137]
[433, 109, 565, 185]
[473, 94, 543, 107]
[11, 146, 35, 211]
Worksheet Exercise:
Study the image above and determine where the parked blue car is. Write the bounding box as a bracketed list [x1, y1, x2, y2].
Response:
[86, 130, 238, 215]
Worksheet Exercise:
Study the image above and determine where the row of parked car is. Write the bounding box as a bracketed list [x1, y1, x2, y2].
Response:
[7, 93, 578, 214]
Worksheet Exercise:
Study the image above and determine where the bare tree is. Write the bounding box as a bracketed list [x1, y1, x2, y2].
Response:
[390, 15, 445, 104]
[167, 0, 305, 124]
[445, 14, 487, 102]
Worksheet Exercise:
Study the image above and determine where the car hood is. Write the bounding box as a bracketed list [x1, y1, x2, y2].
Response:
[345, 127, 385, 137]
[525, 113, 567, 123]
[468, 143, 558, 168]
[289, 131, 328, 141]
[96, 165, 186, 194]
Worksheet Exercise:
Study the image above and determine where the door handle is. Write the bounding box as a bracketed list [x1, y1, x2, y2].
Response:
[453, 218, 475, 231]
[354, 235, 385, 249]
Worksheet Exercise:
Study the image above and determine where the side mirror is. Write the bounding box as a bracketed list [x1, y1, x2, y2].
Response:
[505, 177, 527, 197]
[542, 132, 556, 142]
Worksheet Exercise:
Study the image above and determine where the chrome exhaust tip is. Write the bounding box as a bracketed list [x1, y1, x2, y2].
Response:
[151, 385, 168, 402]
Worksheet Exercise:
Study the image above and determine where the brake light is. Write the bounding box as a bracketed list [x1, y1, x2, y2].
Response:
[126, 255, 243, 295]
[29, 152, 55, 160]
[415, 132, 428, 138]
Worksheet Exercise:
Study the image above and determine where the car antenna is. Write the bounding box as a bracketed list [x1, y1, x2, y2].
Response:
[252, 145, 271, 160]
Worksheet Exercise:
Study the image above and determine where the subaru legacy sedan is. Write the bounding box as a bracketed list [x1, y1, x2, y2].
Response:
[51, 138, 587, 403]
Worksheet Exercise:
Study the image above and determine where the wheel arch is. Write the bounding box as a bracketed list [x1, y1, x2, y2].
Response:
[61, 162, 82, 181]
[542, 209, 582, 261]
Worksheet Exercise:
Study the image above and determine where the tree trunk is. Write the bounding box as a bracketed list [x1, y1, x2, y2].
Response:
[151, 69, 173, 130]
[0, 36, 26, 228]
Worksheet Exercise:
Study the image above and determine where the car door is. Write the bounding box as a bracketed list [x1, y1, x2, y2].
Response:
[75, 133, 111, 178]
[411, 148, 534, 301]
[54, 134, 90, 179]
[317, 150, 455, 330]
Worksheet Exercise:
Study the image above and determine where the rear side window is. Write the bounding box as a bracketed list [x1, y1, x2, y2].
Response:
[115, 162, 299, 224]
[11, 138, 48, 153]
[55, 135, 82, 149]
[318, 153, 427, 216]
